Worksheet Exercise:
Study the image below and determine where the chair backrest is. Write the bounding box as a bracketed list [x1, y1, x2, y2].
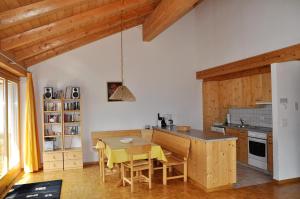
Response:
[91, 129, 141, 146]
[152, 130, 191, 159]
[97, 140, 105, 149]
[126, 144, 152, 167]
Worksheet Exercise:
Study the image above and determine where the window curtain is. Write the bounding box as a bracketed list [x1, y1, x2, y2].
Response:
[24, 73, 40, 173]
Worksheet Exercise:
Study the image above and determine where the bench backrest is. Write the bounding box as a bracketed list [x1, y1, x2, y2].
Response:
[152, 130, 191, 159]
[91, 129, 141, 146]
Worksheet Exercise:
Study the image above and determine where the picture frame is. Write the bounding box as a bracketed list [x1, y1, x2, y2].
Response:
[107, 82, 123, 102]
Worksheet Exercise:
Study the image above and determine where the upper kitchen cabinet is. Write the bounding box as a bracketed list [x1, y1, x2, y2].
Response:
[202, 66, 272, 130]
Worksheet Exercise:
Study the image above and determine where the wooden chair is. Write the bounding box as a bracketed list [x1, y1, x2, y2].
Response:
[152, 130, 191, 185]
[121, 145, 152, 192]
[97, 140, 106, 183]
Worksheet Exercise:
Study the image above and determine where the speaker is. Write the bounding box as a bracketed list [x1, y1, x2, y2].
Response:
[44, 87, 53, 99]
[71, 87, 80, 99]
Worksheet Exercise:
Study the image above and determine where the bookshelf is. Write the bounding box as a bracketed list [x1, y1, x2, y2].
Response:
[43, 95, 83, 172]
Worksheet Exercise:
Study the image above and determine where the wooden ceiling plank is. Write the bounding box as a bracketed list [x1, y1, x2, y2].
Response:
[196, 44, 300, 80]
[143, 0, 200, 41]
[23, 17, 145, 67]
[0, 0, 87, 30]
[1, 0, 156, 51]
[3, 0, 20, 10]
[14, 3, 156, 61]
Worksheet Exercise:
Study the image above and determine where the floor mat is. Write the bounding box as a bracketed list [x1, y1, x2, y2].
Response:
[4, 180, 62, 199]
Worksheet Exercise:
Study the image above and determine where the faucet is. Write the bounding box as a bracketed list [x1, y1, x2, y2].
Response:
[240, 118, 246, 127]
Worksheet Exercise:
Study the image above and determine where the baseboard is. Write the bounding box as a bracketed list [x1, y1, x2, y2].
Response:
[273, 177, 300, 185]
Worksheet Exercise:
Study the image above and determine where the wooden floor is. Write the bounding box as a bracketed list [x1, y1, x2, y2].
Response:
[4, 165, 300, 199]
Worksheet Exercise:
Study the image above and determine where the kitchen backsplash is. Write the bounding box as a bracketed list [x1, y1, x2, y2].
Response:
[228, 105, 272, 128]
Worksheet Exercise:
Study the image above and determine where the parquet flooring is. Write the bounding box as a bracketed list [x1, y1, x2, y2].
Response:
[5, 165, 300, 199]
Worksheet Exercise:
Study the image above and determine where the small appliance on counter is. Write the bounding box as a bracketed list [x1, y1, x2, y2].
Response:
[157, 113, 167, 128]
[157, 113, 174, 128]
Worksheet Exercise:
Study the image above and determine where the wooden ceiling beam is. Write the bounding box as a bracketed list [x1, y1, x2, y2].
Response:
[1, 0, 157, 51]
[0, 0, 87, 30]
[196, 43, 300, 80]
[143, 0, 200, 41]
[23, 17, 146, 67]
[13, 3, 156, 61]
[0, 50, 27, 76]
[203, 65, 271, 82]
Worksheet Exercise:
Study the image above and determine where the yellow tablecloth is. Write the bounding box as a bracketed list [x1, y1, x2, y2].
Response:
[105, 145, 167, 168]
[96, 137, 167, 169]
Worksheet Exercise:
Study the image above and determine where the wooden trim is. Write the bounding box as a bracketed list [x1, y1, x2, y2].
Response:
[0, 166, 21, 195]
[0, 54, 26, 77]
[274, 177, 300, 185]
[196, 43, 300, 80]
[204, 65, 271, 82]
[143, 0, 200, 41]
[0, 67, 20, 82]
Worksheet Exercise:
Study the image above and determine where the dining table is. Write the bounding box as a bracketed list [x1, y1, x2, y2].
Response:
[96, 136, 167, 169]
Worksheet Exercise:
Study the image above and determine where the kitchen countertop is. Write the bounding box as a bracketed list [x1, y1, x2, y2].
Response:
[153, 126, 238, 142]
[217, 124, 272, 134]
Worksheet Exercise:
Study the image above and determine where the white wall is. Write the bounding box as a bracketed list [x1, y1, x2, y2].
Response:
[194, 0, 300, 69]
[272, 62, 300, 181]
[24, 12, 202, 162]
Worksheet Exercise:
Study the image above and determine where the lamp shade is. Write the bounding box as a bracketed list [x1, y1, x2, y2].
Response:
[109, 85, 136, 101]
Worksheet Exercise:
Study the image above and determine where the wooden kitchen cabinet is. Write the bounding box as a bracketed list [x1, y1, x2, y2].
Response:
[267, 134, 273, 173]
[226, 128, 248, 164]
[202, 71, 272, 131]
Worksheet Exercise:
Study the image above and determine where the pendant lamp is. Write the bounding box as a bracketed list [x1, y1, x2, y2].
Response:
[109, 0, 136, 102]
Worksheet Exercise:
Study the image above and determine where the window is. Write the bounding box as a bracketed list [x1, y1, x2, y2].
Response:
[8, 81, 19, 169]
[0, 77, 19, 179]
[0, 78, 6, 178]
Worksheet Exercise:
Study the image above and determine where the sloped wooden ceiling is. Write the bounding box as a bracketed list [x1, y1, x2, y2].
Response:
[0, 0, 200, 76]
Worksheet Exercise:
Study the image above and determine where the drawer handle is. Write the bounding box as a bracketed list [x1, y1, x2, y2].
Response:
[53, 156, 56, 159]
[73, 154, 76, 158]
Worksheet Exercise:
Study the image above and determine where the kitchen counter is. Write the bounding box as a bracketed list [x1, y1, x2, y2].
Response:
[220, 124, 272, 134]
[153, 127, 237, 192]
[153, 126, 238, 142]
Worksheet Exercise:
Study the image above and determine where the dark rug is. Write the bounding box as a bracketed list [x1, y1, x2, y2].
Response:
[4, 180, 62, 199]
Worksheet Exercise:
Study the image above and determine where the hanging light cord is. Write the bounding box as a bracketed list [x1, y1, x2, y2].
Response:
[120, 0, 124, 83]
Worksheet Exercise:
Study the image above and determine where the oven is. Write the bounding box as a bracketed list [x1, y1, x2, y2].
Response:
[248, 131, 267, 170]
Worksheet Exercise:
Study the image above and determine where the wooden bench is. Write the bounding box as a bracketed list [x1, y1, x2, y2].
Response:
[152, 130, 191, 185]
